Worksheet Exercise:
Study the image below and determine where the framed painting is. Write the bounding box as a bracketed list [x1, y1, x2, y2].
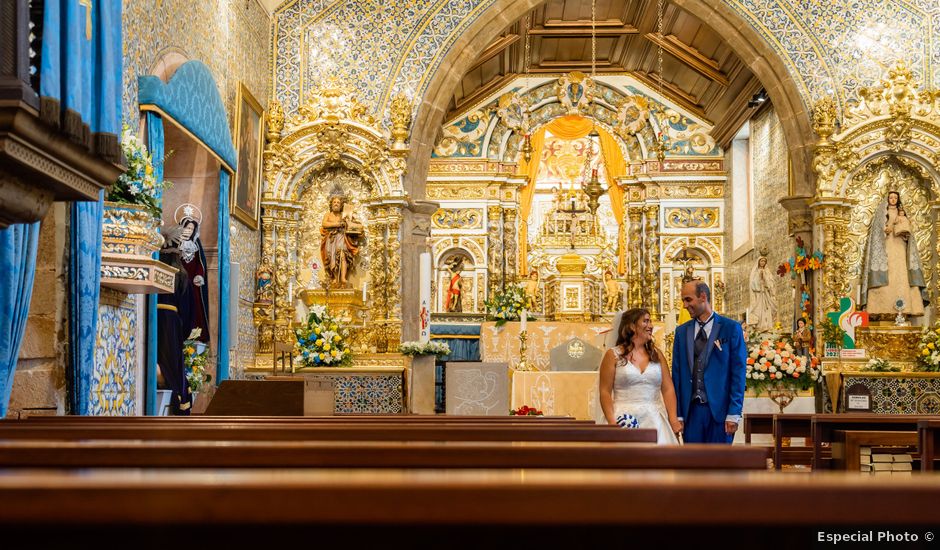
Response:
[232, 83, 264, 230]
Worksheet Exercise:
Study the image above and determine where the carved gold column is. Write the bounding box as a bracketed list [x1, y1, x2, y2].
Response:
[385, 204, 403, 349]
[811, 200, 854, 318]
[503, 208, 517, 282]
[644, 204, 661, 318]
[366, 204, 390, 352]
[931, 201, 940, 318]
[487, 205, 503, 293]
[627, 206, 643, 308]
[254, 203, 299, 359]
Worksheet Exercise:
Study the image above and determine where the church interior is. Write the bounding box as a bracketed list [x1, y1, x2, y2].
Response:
[2, 0, 940, 544]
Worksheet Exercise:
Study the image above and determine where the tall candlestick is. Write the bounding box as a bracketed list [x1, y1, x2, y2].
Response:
[419, 252, 432, 343]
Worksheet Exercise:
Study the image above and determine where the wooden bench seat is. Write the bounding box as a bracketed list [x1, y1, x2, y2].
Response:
[812, 414, 932, 470]
[0, 440, 769, 469]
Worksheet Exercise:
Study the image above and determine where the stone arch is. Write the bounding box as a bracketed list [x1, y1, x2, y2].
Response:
[408, 0, 814, 200]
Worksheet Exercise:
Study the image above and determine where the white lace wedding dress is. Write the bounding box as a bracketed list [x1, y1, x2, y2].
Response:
[611, 347, 679, 445]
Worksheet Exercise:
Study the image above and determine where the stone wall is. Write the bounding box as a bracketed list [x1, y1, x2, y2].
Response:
[723, 106, 792, 328]
[7, 205, 67, 417]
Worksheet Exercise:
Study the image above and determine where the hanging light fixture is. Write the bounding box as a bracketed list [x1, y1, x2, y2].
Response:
[521, 14, 533, 162]
[581, 0, 605, 216]
[652, 0, 669, 163]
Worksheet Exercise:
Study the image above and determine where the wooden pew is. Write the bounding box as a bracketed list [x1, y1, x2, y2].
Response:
[811, 414, 928, 470]
[918, 419, 940, 472]
[0, 440, 769, 470]
[0, 422, 657, 443]
[773, 414, 814, 470]
[831, 430, 919, 471]
[743, 413, 773, 444]
[0, 469, 937, 548]
[16, 415, 593, 424]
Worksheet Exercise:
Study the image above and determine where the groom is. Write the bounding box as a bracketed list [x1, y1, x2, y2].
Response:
[672, 280, 746, 444]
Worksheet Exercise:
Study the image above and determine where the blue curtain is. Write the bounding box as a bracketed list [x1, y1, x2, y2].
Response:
[217, 170, 231, 384]
[0, 224, 41, 416]
[40, 0, 123, 161]
[144, 112, 164, 415]
[68, 193, 104, 415]
[430, 324, 481, 362]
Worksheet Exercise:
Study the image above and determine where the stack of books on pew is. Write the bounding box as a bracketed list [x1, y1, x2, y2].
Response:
[860, 446, 914, 475]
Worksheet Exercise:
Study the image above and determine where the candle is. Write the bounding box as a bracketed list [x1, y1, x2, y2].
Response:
[362, 281, 367, 302]
[520, 308, 527, 333]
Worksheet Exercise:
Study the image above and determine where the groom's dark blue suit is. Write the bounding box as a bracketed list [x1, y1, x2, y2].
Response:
[671, 313, 746, 444]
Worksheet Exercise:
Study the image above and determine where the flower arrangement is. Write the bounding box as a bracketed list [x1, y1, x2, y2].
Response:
[915, 321, 940, 372]
[745, 337, 821, 395]
[294, 304, 352, 367]
[510, 405, 543, 416]
[108, 124, 170, 218]
[399, 340, 451, 357]
[862, 358, 901, 372]
[484, 284, 534, 327]
[183, 328, 211, 393]
[777, 236, 824, 324]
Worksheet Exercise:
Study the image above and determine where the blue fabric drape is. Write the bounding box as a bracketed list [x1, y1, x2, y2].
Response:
[217, 170, 231, 384]
[433, 338, 480, 362]
[68, 193, 104, 415]
[144, 112, 165, 415]
[40, 0, 122, 160]
[0, 224, 41, 416]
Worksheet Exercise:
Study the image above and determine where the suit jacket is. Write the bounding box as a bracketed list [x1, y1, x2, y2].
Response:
[671, 313, 746, 424]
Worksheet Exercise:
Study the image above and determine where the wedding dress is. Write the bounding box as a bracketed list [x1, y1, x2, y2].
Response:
[610, 346, 679, 445]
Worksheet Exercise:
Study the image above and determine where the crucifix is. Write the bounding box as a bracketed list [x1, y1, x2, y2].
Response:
[558, 191, 587, 250]
[79, 0, 93, 40]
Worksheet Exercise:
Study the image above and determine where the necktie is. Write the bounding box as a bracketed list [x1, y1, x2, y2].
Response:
[694, 321, 708, 360]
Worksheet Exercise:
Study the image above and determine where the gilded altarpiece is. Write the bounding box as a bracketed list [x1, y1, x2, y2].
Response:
[253, 80, 411, 367]
[810, 63, 940, 393]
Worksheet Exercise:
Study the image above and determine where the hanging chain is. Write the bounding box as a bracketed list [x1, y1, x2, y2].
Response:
[657, 0, 664, 97]
[591, 0, 597, 78]
[523, 14, 530, 76]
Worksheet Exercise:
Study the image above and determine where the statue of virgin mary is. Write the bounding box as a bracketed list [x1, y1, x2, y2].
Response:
[860, 189, 927, 316]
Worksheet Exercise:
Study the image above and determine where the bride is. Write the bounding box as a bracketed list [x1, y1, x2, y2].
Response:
[599, 308, 681, 444]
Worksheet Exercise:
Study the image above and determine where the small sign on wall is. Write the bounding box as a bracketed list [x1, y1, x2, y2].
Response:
[845, 382, 873, 412]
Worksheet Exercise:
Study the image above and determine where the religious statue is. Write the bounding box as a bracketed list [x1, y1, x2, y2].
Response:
[524, 270, 540, 309]
[603, 271, 620, 311]
[792, 318, 812, 358]
[445, 256, 465, 313]
[156, 228, 195, 415]
[861, 188, 927, 316]
[320, 195, 362, 289]
[746, 253, 777, 334]
[255, 261, 273, 304]
[173, 205, 210, 344]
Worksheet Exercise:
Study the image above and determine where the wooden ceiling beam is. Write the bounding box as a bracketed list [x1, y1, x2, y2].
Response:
[448, 72, 518, 120]
[466, 34, 520, 73]
[644, 33, 729, 87]
[710, 76, 764, 149]
[631, 70, 708, 121]
[528, 26, 639, 36]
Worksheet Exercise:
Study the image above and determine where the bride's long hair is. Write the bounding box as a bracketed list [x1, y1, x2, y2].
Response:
[615, 307, 664, 364]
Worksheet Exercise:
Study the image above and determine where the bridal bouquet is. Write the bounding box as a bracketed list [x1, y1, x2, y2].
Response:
[484, 284, 534, 327]
[295, 304, 352, 367]
[745, 338, 820, 395]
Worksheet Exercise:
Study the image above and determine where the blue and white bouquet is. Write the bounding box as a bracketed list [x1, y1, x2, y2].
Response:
[295, 304, 352, 367]
[616, 413, 639, 429]
[108, 123, 170, 218]
[399, 340, 451, 357]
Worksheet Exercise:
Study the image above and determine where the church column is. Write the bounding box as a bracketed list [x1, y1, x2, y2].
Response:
[385, 204, 404, 349]
[931, 201, 940, 318]
[811, 199, 854, 321]
[487, 205, 503, 294]
[781, 196, 814, 325]
[400, 200, 437, 342]
[627, 206, 643, 308]
[644, 204, 661, 319]
[366, 204, 390, 352]
[503, 208, 518, 283]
